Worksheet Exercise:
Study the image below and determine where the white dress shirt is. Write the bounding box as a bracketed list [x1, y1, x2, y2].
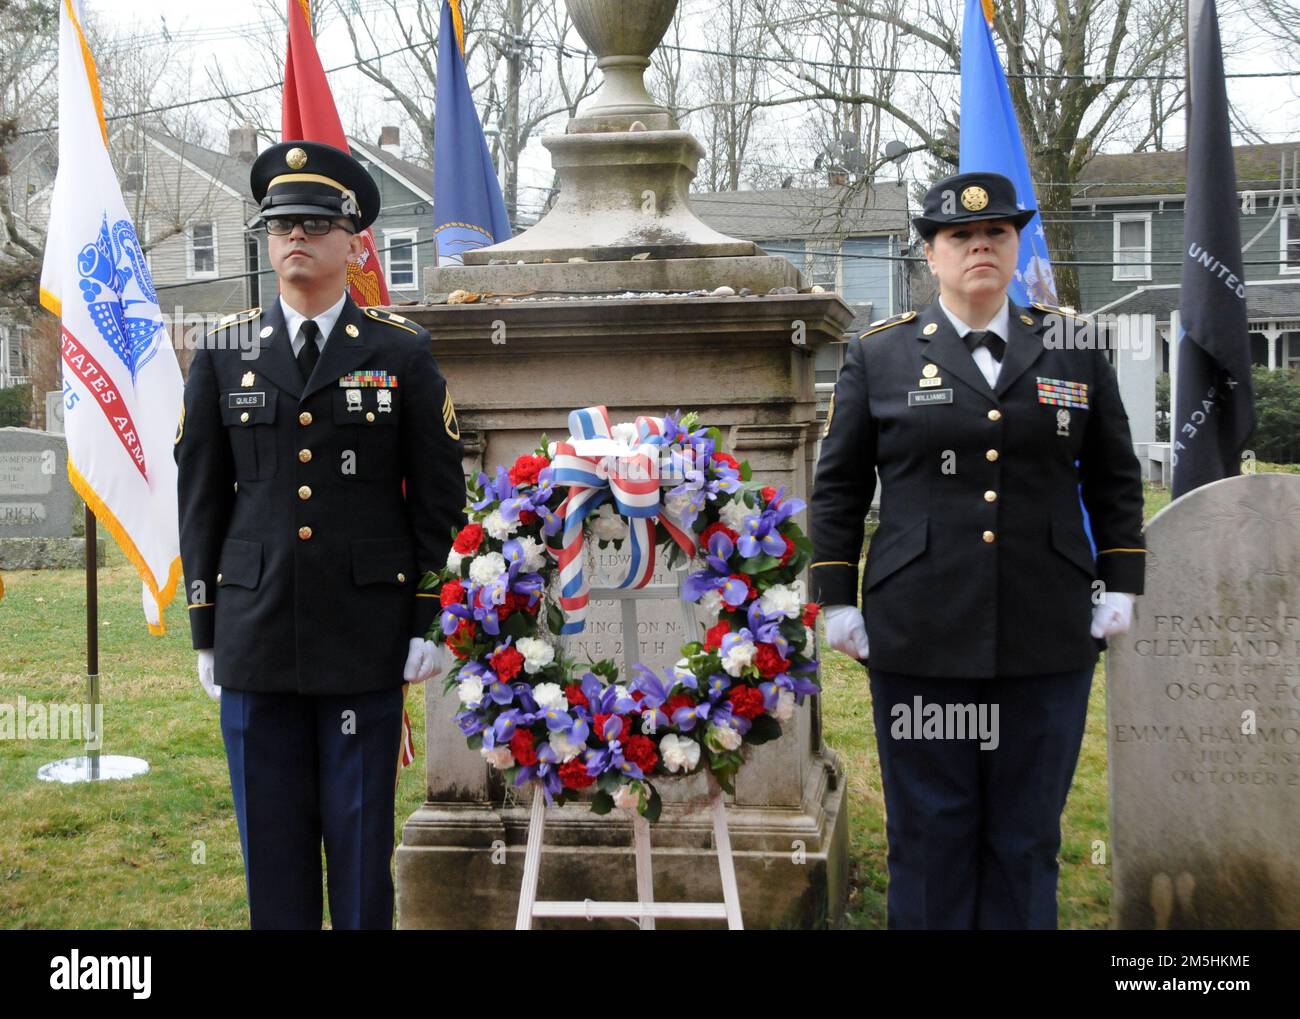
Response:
[936, 295, 1010, 389]
[280, 292, 347, 357]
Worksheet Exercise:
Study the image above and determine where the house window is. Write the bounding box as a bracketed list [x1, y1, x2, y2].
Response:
[246, 232, 261, 308]
[384, 229, 418, 289]
[806, 240, 842, 290]
[1113, 213, 1151, 281]
[1281, 210, 1300, 274]
[0, 324, 9, 381]
[187, 222, 217, 279]
[15, 326, 29, 372]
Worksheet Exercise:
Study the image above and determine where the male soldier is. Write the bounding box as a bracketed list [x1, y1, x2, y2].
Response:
[175, 140, 466, 929]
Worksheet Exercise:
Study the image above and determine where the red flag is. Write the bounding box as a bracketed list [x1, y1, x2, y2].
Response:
[282, 0, 390, 307]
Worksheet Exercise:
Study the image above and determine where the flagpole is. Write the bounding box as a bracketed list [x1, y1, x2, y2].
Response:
[86, 504, 99, 779]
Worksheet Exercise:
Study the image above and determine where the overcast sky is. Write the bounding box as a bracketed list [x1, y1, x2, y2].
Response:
[83, 0, 1299, 217]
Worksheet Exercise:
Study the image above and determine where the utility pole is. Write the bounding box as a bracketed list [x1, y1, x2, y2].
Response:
[503, 0, 523, 226]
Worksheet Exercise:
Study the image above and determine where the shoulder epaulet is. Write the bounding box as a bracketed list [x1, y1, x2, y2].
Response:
[206, 307, 261, 336]
[364, 307, 422, 335]
[858, 310, 916, 339]
[1030, 302, 1088, 321]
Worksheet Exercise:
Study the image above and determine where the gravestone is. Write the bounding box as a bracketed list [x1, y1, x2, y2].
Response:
[45, 391, 66, 435]
[1108, 472, 1300, 929]
[0, 428, 72, 537]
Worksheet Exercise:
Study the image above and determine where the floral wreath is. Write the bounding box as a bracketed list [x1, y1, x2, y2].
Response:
[420, 406, 822, 820]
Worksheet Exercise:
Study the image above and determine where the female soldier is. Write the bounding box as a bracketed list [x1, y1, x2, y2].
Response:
[809, 171, 1145, 929]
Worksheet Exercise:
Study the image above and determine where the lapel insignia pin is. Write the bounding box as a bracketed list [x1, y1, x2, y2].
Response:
[259, 325, 273, 339]
[922, 363, 939, 378]
[1020, 314, 1034, 326]
[241, 371, 255, 387]
[923, 322, 938, 336]
[345, 323, 359, 338]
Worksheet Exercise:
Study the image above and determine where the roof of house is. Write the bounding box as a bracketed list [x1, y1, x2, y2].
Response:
[1073, 141, 1300, 200]
[690, 181, 910, 240]
[1090, 279, 1300, 320]
[144, 128, 255, 201]
[349, 138, 432, 202]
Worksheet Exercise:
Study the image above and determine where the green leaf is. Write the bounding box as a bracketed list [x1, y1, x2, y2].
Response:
[597, 770, 623, 794]
[738, 554, 778, 575]
[589, 791, 614, 816]
[501, 613, 533, 639]
[546, 601, 565, 636]
[642, 786, 663, 823]
[746, 714, 782, 745]
[466, 733, 484, 750]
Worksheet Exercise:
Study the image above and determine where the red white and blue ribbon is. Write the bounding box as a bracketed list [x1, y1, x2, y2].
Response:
[548, 406, 695, 634]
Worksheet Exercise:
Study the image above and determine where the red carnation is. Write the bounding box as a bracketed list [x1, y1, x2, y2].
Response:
[508, 454, 550, 487]
[699, 521, 739, 553]
[712, 451, 740, 472]
[623, 734, 659, 772]
[664, 693, 697, 720]
[453, 523, 484, 555]
[491, 645, 525, 682]
[510, 728, 539, 767]
[802, 602, 821, 626]
[439, 579, 465, 607]
[755, 642, 791, 678]
[559, 757, 595, 790]
[564, 684, 589, 709]
[778, 534, 796, 566]
[729, 685, 766, 720]
[704, 620, 732, 651]
[761, 486, 778, 504]
[447, 618, 477, 660]
[518, 510, 538, 525]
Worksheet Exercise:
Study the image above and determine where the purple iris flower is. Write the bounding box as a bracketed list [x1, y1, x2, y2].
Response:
[453, 708, 486, 737]
[746, 600, 785, 645]
[471, 466, 518, 512]
[501, 467, 559, 531]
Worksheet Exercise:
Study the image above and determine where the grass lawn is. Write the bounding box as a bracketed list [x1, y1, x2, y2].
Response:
[0, 483, 1172, 929]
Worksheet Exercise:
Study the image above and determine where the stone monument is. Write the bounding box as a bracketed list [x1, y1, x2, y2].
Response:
[395, 0, 851, 928]
[1108, 472, 1300, 929]
[0, 427, 100, 569]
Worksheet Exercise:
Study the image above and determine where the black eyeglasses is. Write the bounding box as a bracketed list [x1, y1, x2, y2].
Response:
[264, 216, 355, 236]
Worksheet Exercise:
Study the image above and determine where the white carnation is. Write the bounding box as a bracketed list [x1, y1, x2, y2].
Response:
[660, 733, 701, 773]
[773, 689, 797, 722]
[759, 581, 804, 620]
[516, 636, 556, 675]
[708, 724, 743, 751]
[548, 730, 585, 764]
[719, 499, 752, 531]
[457, 676, 485, 707]
[531, 681, 566, 710]
[446, 549, 464, 572]
[698, 588, 724, 617]
[721, 638, 756, 677]
[518, 535, 548, 572]
[589, 503, 627, 542]
[481, 745, 514, 769]
[664, 491, 693, 519]
[484, 509, 518, 541]
[468, 552, 507, 586]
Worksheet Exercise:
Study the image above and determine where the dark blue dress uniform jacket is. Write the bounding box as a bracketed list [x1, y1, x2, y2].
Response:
[810, 300, 1146, 678]
[174, 296, 467, 695]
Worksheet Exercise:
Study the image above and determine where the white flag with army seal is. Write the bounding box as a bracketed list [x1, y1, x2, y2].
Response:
[38, 0, 183, 633]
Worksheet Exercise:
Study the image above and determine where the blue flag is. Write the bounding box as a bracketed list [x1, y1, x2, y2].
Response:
[433, 0, 512, 265]
[958, 0, 1056, 305]
[1171, 0, 1256, 498]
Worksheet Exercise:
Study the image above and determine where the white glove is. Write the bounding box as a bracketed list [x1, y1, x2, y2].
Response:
[196, 649, 220, 701]
[403, 637, 445, 684]
[823, 604, 871, 660]
[1090, 591, 1135, 639]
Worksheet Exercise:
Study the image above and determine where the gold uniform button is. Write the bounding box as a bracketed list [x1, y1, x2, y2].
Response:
[984, 490, 997, 502]
[986, 449, 999, 462]
[299, 411, 313, 426]
[298, 448, 312, 463]
[366, 411, 375, 423]
[987, 409, 1002, 421]
[397, 572, 406, 583]
[983, 530, 996, 543]
[216, 573, 223, 583]
[298, 485, 312, 500]
[298, 526, 313, 541]
[240, 411, 250, 423]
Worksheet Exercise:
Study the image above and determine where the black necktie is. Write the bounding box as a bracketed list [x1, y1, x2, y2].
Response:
[296, 320, 321, 382]
[965, 329, 1006, 362]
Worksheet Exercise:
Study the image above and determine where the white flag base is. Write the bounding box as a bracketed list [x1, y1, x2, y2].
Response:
[38, 755, 150, 783]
